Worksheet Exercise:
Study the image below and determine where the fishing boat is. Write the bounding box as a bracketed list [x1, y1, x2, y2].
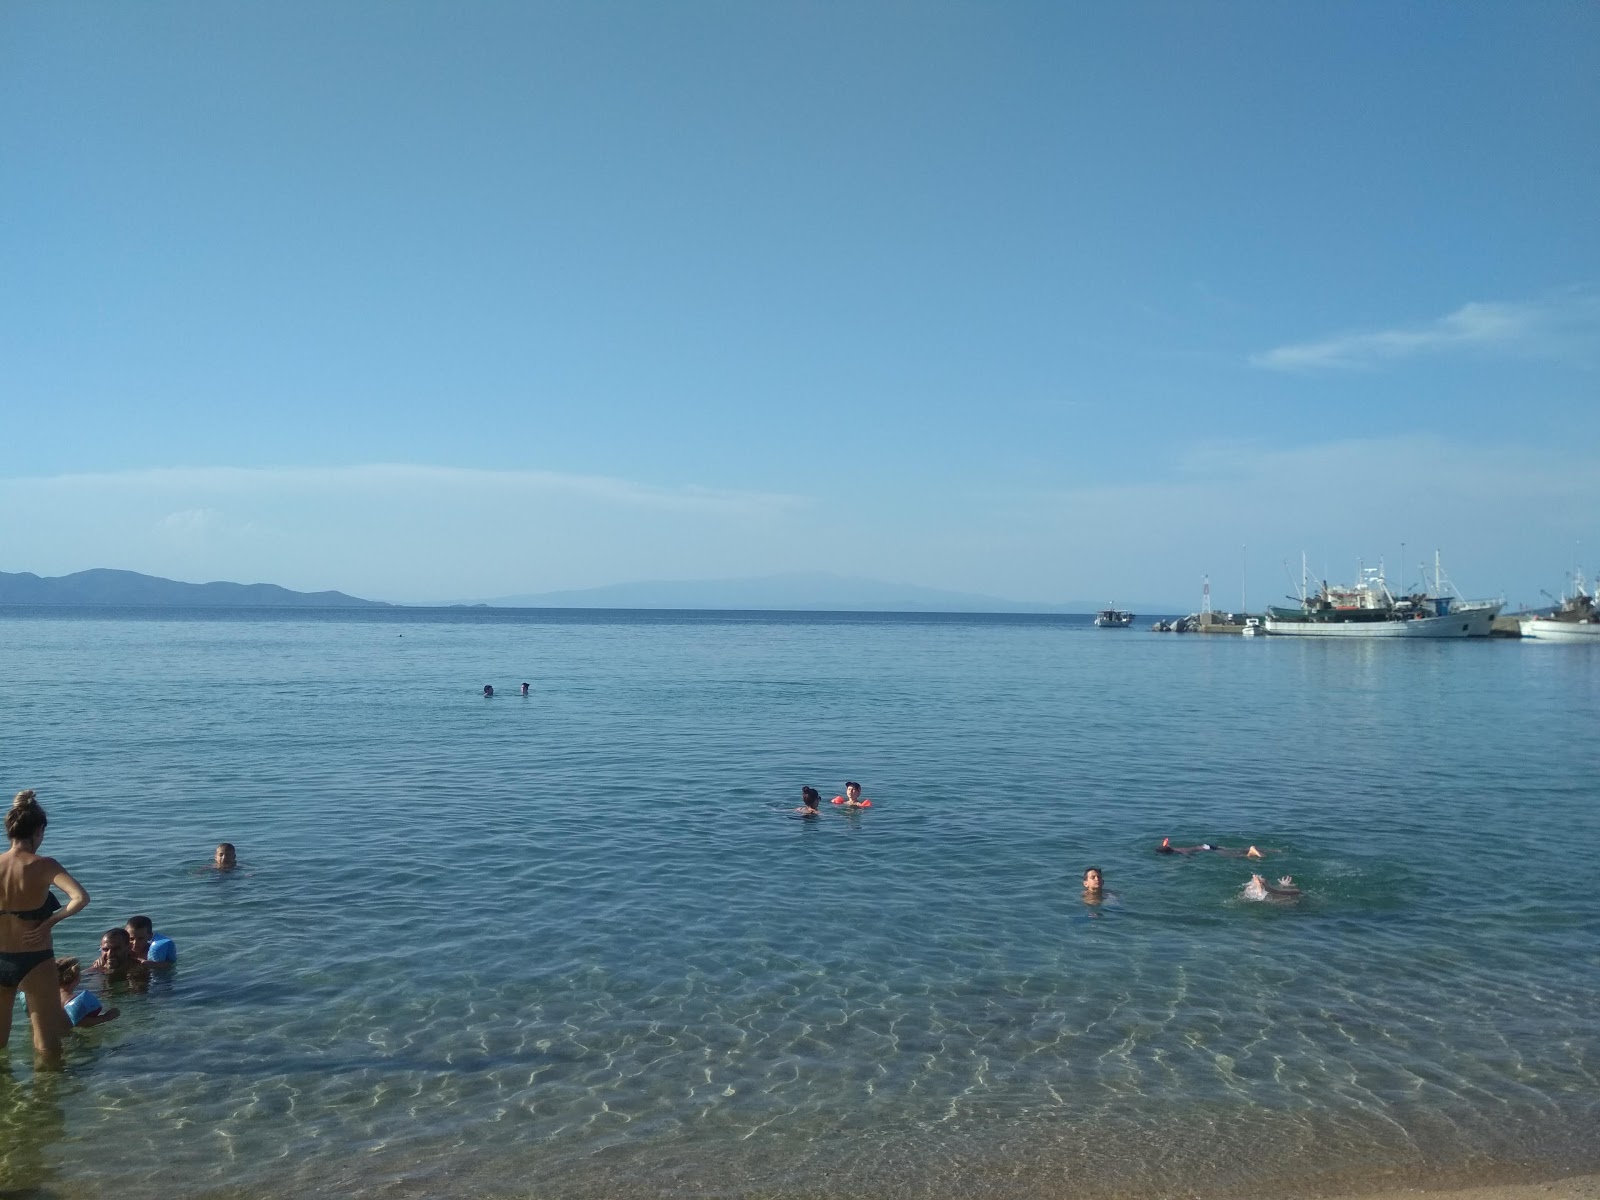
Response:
[1264, 561, 1496, 638]
[1518, 570, 1599, 641]
[1094, 607, 1135, 627]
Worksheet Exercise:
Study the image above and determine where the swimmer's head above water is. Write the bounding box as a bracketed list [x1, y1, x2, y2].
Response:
[1082, 866, 1103, 893]
[483, 685, 494, 698]
[214, 842, 236, 870]
[798, 786, 821, 813]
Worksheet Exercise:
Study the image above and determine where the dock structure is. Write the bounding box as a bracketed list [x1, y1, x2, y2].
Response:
[1196, 611, 1257, 634]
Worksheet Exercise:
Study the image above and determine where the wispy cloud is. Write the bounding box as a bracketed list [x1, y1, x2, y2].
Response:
[13, 463, 805, 516]
[1250, 290, 1600, 371]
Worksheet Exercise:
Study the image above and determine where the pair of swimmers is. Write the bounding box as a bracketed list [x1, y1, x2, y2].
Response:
[482, 684, 531, 697]
[1156, 838, 1301, 900]
[794, 782, 872, 815]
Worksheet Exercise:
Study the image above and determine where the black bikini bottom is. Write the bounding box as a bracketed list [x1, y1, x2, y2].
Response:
[0, 947, 54, 989]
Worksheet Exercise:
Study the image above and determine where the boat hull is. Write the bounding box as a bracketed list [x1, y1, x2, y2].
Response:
[1264, 608, 1495, 638]
[1518, 619, 1600, 642]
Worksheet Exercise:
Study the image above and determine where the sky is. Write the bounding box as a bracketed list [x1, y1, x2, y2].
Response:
[2, 1, 1597, 607]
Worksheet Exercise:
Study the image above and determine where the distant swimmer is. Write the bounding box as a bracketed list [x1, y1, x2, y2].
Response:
[1158, 837, 1263, 859]
[831, 781, 872, 808]
[1243, 874, 1302, 901]
[795, 786, 822, 816]
[214, 842, 237, 871]
[483, 685, 494, 698]
[520, 682, 529, 697]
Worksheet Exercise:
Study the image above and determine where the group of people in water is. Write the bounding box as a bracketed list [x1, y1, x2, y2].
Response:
[788, 786, 1302, 903]
[1084, 839, 1302, 904]
[1, 789, 235, 1062]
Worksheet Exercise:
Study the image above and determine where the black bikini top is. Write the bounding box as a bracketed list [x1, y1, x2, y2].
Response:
[0, 891, 61, 922]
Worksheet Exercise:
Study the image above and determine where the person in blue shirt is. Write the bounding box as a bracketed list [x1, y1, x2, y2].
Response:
[125, 915, 176, 966]
[56, 957, 117, 1028]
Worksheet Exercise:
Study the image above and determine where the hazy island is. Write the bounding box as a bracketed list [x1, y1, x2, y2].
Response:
[0, 568, 387, 608]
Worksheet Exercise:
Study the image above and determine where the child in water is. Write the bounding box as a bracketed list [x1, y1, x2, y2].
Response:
[57, 957, 118, 1028]
[832, 782, 872, 808]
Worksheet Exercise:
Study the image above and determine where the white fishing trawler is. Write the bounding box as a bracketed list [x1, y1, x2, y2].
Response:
[1519, 570, 1600, 641]
[1263, 555, 1501, 639]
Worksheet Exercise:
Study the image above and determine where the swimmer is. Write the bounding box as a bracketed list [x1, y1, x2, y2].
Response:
[91, 928, 145, 981]
[795, 786, 822, 816]
[125, 915, 177, 966]
[831, 781, 872, 808]
[57, 957, 118, 1028]
[1158, 837, 1264, 859]
[483, 684, 494, 698]
[1082, 866, 1104, 897]
[520, 682, 529, 696]
[1243, 873, 1302, 901]
[214, 842, 237, 871]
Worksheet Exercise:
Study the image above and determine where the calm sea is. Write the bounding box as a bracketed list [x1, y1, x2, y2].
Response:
[1, 608, 1597, 1199]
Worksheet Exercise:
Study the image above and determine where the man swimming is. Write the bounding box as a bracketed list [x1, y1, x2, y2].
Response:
[214, 842, 237, 871]
[1157, 837, 1263, 859]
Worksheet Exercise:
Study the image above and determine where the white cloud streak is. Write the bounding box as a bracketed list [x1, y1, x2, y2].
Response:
[15, 463, 803, 517]
[1250, 291, 1600, 371]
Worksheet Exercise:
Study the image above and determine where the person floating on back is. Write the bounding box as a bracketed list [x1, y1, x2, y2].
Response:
[1157, 837, 1263, 859]
[125, 915, 176, 966]
[832, 782, 872, 808]
[214, 842, 237, 871]
[57, 957, 118, 1028]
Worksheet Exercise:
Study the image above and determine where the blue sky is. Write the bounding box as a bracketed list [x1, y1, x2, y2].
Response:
[3, 1, 1597, 605]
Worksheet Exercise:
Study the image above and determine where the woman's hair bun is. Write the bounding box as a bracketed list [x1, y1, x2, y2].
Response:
[5, 789, 47, 841]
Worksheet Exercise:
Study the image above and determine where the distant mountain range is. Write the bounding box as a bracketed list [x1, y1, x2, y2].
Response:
[0, 567, 1177, 614]
[465, 573, 1175, 614]
[0, 569, 386, 608]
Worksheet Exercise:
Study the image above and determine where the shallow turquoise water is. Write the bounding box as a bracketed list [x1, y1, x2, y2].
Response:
[1, 609, 1597, 1198]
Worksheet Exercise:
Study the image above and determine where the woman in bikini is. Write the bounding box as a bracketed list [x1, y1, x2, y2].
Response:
[1, 790, 91, 1062]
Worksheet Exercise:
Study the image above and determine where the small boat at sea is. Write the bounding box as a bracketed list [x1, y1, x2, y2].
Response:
[1519, 571, 1600, 642]
[1094, 607, 1135, 628]
[1264, 560, 1499, 639]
